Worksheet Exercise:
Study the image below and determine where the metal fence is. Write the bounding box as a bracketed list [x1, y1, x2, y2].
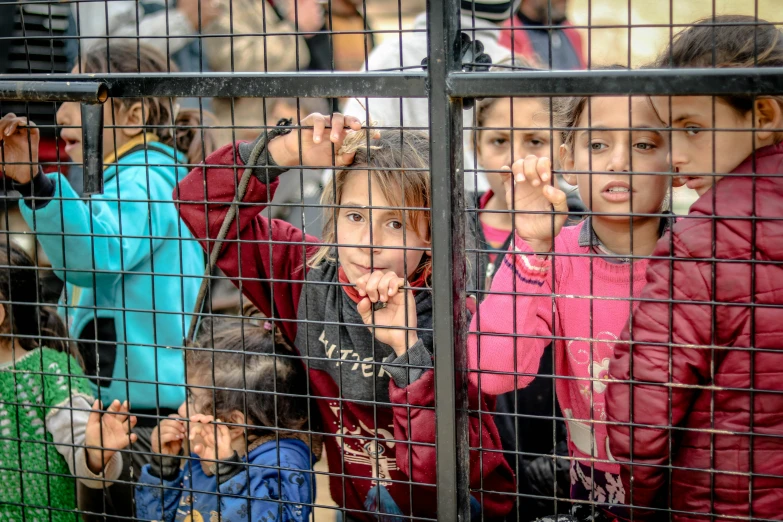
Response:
[0, 0, 781, 521]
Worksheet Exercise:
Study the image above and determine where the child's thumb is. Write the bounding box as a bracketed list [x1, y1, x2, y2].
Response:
[356, 297, 373, 324]
[544, 184, 568, 213]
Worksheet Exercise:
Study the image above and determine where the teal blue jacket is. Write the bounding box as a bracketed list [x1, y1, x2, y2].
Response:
[20, 143, 204, 410]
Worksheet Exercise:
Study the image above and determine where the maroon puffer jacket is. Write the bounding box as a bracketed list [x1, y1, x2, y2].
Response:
[607, 143, 783, 521]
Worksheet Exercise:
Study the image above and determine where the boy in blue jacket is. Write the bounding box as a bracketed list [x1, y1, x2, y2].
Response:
[135, 321, 317, 522]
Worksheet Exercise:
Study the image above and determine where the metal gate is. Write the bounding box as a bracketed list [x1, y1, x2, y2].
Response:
[0, 0, 781, 520]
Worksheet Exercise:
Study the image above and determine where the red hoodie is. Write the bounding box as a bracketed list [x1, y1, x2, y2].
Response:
[175, 142, 515, 520]
[607, 143, 783, 521]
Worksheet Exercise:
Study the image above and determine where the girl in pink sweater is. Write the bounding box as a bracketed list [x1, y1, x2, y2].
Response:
[468, 94, 684, 518]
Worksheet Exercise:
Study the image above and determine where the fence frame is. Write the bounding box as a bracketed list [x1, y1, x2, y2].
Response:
[2, 1, 783, 519]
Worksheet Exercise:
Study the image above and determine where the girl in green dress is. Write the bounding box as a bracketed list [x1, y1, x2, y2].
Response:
[0, 240, 135, 521]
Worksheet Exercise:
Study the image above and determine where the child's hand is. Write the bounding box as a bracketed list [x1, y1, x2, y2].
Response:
[151, 414, 187, 456]
[188, 414, 234, 472]
[0, 114, 40, 184]
[267, 112, 364, 168]
[356, 271, 418, 357]
[504, 155, 569, 253]
[85, 399, 138, 474]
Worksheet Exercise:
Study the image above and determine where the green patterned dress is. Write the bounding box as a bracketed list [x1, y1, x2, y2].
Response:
[0, 348, 93, 522]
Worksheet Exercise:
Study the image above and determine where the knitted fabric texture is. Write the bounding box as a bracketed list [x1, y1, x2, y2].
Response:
[468, 222, 650, 476]
[0, 348, 93, 521]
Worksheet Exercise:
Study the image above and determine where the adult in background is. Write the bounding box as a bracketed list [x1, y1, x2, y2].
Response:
[499, 0, 585, 69]
[295, 0, 376, 113]
[341, 0, 516, 193]
[203, 0, 318, 143]
[71, 0, 220, 73]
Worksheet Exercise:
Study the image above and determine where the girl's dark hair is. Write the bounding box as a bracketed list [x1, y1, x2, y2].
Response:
[656, 15, 783, 115]
[0, 241, 80, 362]
[82, 42, 218, 165]
[187, 321, 308, 434]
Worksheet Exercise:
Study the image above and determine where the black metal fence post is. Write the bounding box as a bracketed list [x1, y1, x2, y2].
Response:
[1, 7, 782, 521]
[427, 0, 470, 519]
[80, 102, 104, 195]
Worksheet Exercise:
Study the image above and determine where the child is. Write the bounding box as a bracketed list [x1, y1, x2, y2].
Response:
[471, 72, 584, 290]
[175, 113, 515, 520]
[468, 92, 682, 518]
[0, 239, 137, 520]
[473, 95, 558, 288]
[134, 321, 316, 521]
[0, 40, 209, 459]
[607, 16, 783, 520]
[471, 88, 575, 518]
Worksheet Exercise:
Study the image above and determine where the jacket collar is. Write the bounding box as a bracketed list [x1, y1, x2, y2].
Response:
[103, 133, 160, 168]
[578, 214, 673, 248]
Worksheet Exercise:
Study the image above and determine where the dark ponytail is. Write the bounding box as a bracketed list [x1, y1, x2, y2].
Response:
[82, 42, 219, 165]
[173, 108, 219, 166]
[0, 241, 81, 364]
[656, 15, 783, 123]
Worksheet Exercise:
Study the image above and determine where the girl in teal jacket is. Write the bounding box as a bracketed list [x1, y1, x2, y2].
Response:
[0, 42, 212, 495]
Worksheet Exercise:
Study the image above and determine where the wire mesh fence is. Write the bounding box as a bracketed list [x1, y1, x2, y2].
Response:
[0, 0, 781, 521]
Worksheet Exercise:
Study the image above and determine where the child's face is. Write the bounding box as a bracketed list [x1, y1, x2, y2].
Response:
[477, 98, 559, 200]
[336, 171, 430, 284]
[651, 96, 755, 196]
[184, 374, 209, 418]
[181, 376, 246, 464]
[563, 96, 672, 219]
[56, 66, 140, 163]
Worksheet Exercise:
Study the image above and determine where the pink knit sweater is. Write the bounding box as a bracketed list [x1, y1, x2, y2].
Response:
[468, 221, 650, 475]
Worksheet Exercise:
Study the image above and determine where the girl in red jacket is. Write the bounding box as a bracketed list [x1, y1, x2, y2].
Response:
[467, 90, 683, 520]
[175, 113, 515, 521]
[607, 16, 783, 521]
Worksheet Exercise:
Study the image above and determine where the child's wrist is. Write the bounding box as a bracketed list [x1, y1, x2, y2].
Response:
[9, 164, 40, 185]
[520, 236, 552, 254]
[267, 135, 297, 167]
[392, 333, 418, 357]
[86, 447, 112, 474]
[24, 165, 40, 184]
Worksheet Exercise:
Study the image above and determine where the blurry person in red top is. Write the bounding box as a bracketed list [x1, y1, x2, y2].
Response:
[607, 15, 783, 521]
[499, 0, 585, 69]
[175, 112, 515, 521]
